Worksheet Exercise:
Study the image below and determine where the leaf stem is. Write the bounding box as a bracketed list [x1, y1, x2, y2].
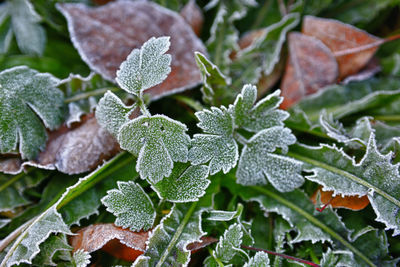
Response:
[64, 87, 119, 103]
[233, 132, 248, 145]
[373, 115, 400, 122]
[251, 186, 376, 267]
[155, 202, 198, 267]
[241, 245, 320, 267]
[0, 171, 29, 193]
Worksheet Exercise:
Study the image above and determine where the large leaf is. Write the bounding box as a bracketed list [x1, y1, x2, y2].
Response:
[289, 134, 400, 235]
[0, 66, 64, 159]
[118, 115, 190, 183]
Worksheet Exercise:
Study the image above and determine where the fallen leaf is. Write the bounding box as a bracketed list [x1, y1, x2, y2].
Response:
[302, 15, 383, 79]
[280, 32, 339, 109]
[57, 1, 207, 100]
[180, 0, 204, 36]
[311, 187, 370, 211]
[186, 236, 218, 253]
[341, 57, 381, 84]
[69, 223, 148, 261]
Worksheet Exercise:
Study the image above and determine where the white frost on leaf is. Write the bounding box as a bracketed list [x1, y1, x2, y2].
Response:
[236, 126, 304, 191]
[101, 181, 156, 231]
[73, 249, 91, 267]
[152, 163, 210, 202]
[118, 115, 190, 183]
[116, 36, 171, 96]
[244, 252, 270, 267]
[213, 223, 247, 263]
[189, 106, 238, 175]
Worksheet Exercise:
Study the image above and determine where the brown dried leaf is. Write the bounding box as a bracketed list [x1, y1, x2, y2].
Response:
[280, 32, 339, 109]
[341, 57, 381, 85]
[186, 236, 218, 253]
[302, 16, 383, 79]
[311, 187, 370, 211]
[70, 223, 148, 261]
[57, 1, 207, 100]
[180, 0, 204, 36]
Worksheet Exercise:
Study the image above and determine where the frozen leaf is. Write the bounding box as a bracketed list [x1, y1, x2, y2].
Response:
[101, 181, 155, 231]
[0, 66, 64, 159]
[95, 91, 134, 138]
[341, 58, 381, 84]
[152, 163, 210, 202]
[32, 235, 71, 266]
[8, 0, 46, 55]
[180, 0, 203, 36]
[36, 115, 120, 174]
[57, 1, 206, 99]
[213, 223, 247, 263]
[0, 4, 12, 54]
[194, 52, 231, 106]
[280, 32, 338, 109]
[237, 126, 303, 191]
[205, 203, 243, 221]
[244, 252, 270, 267]
[230, 85, 289, 132]
[116, 36, 171, 97]
[189, 106, 238, 175]
[72, 249, 90, 267]
[290, 134, 400, 235]
[133, 203, 207, 266]
[70, 223, 148, 261]
[302, 16, 383, 79]
[311, 186, 370, 211]
[119, 115, 190, 183]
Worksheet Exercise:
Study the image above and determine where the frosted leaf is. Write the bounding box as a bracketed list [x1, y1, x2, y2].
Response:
[244, 252, 270, 267]
[119, 115, 190, 183]
[133, 203, 207, 266]
[73, 249, 91, 267]
[293, 133, 400, 235]
[236, 126, 304, 191]
[0, 3, 12, 54]
[9, 0, 46, 55]
[230, 85, 289, 132]
[0, 66, 64, 159]
[116, 37, 171, 96]
[320, 249, 355, 267]
[4, 207, 71, 267]
[96, 91, 134, 138]
[213, 223, 246, 263]
[205, 204, 243, 221]
[33, 235, 72, 266]
[152, 163, 210, 202]
[101, 181, 156, 231]
[189, 106, 238, 175]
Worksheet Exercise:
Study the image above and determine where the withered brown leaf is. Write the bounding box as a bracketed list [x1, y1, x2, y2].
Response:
[180, 0, 204, 37]
[57, 1, 207, 100]
[280, 32, 339, 109]
[302, 16, 383, 79]
[311, 187, 370, 211]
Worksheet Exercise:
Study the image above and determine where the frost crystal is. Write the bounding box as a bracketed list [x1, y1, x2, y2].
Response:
[244, 252, 270, 267]
[101, 181, 156, 231]
[118, 115, 190, 183]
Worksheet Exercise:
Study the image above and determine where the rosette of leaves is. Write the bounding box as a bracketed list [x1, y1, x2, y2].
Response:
[189, 68, 304, 192]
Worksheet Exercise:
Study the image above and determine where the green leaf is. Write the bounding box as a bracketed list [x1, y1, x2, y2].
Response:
[32, 234, 71, 266]
[230, 85, 288, 132]
[212, 223, 247, 263]
[9, 0, 46, 55]
[236, 126, 303, 191]
[194, 51, 231, 106]
[0, 66, 64, 159]
[101, 181, 155, 231]
[152, 162, 210, 202]
[116, 36, 171, 97]
[244, 252, 270, 267]
[189, 106, 238, 175]
[95, 90, 134, 138]
[72, 249, 91, 267]
[118, 115, 190, 183]
[133, 202, 206, 267]
[289, 134, 400, 235]
[0, 4, 12, 54]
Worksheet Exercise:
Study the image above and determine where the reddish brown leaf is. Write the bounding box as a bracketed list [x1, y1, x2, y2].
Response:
[280, 32, 339, 109]
[57, 1, 206, 100]
[311, 187, 370, 211]
[341, 57, 381, 84]
[302, 16, 383, 79]
[70, 223, 148, 261]
[180, 0, 204, 36]
[186, 236, 218, 253]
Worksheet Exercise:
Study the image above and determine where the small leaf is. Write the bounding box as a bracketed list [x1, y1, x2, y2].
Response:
[72, 249, 91, 267]
[101, 181, 156, 231]
[189, 106, 238, 175]
[0, 66, 64, 159]
[116, 36, 171, 96]
[236, 126, 303, 191]
[119, 115, 190, 183]
[280, 32, 339, 109]
[213, 223, 246, 263]
[230, 85, 289, 132]
[33, 235, 72, 266]
[244, 252, 270, 267]
[152, 162, 210, 203]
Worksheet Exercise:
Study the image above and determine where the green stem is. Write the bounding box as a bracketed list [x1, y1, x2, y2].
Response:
[287, 150, 400, 209]
[0, 171, 27, 193]
[251, 186, 376, 267]
[173, 95, 204, 112]
[64, 87, 119, 103]
[155, 202, 198, 267]
[373, 115, 400, 122]
[285, 121, 331, 140]
[233, 132, 248, 145]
